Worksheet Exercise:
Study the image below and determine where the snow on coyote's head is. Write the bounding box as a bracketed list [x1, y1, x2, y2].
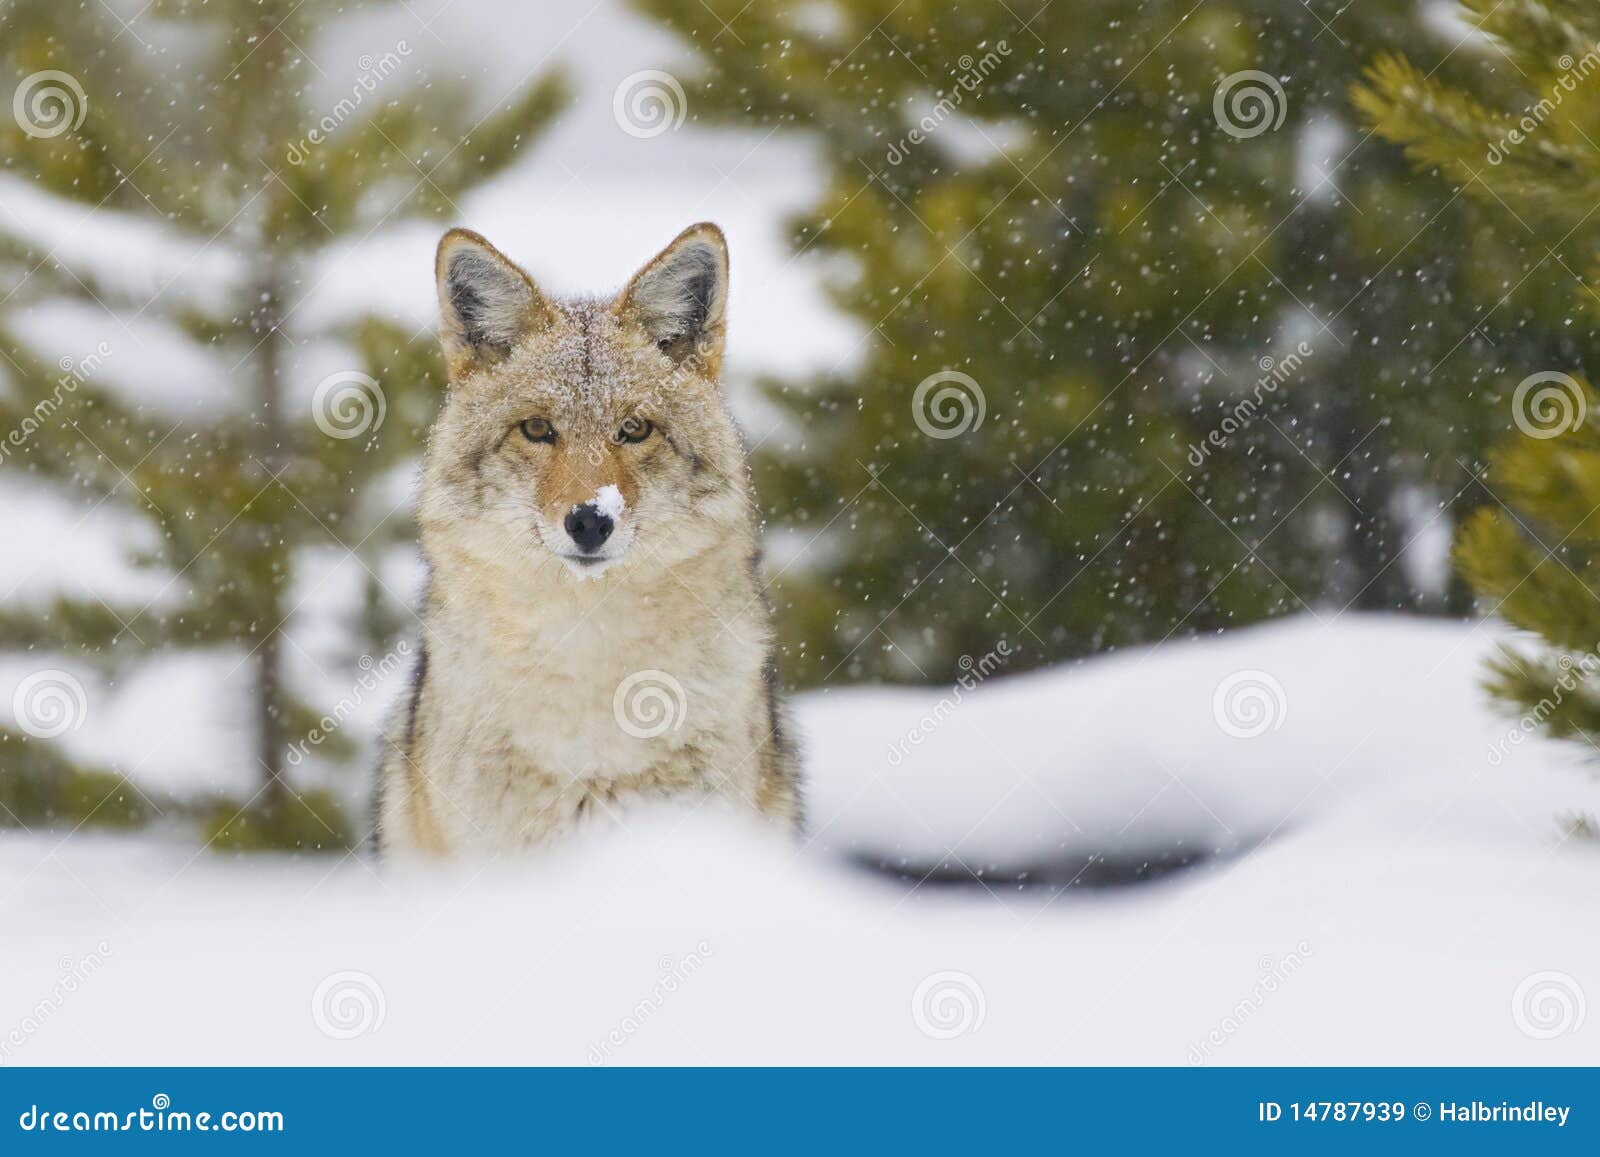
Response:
[418, 223, 753, 582]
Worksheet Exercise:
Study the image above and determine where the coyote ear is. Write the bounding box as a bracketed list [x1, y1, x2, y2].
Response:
[435, 229, 552, 372]
[615, 223, 728, 362]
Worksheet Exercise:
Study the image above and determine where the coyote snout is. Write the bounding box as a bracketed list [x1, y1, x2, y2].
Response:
[564, 500, 613, 551]
[524, 433, 639, 576]
[551, 488, 628, 575]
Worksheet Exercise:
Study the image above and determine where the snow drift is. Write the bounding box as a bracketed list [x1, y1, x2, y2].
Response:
[2, 613, 1597, 1066]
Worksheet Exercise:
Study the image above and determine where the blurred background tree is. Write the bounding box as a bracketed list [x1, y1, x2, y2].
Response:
[1357, 0, 1600, 767]
[635, 0, 1598, 686]
[0, 0, 565, 844]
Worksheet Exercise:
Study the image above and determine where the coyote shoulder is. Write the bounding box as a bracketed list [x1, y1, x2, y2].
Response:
[380, 224, 802, 854]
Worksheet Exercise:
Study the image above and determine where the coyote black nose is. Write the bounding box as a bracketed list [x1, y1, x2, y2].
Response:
[564, 503, 614, 553]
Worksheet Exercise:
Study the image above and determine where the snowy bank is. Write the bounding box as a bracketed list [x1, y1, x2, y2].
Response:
[1, 614, 1596, 1066]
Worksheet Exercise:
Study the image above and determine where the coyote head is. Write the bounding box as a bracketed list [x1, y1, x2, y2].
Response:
[418, 223, 751, 583]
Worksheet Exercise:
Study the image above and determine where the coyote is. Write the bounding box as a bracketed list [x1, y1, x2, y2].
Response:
[379, 224, 802, 854]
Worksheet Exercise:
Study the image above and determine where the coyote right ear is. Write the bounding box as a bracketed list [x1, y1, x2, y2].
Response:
[435, 229, 553, 373]
[614, 223, 728, 364]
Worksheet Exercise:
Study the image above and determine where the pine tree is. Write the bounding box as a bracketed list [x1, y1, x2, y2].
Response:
[1357, 0, 1600, 770]
[0, 0, 565, 844]
[634, 0, 1591, 687]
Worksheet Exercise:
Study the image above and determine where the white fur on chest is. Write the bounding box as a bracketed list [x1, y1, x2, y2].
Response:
[429, 560, 766, 783]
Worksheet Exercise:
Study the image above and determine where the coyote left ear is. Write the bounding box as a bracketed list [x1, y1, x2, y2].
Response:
[435, 229, 554, 374]
[615, 223, 728, 363]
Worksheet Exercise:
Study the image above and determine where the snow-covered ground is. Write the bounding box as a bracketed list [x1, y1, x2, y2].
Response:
[3, 614, 1596, 1065]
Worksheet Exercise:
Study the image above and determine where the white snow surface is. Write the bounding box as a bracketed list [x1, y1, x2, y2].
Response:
[2, 613, 1597, 1065]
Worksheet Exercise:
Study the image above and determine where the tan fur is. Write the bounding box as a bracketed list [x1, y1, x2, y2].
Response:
[380, 223, 802, 856]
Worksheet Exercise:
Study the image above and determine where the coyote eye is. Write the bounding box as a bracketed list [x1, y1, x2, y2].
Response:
[520, 417, 556, 443]
[615, 417, 653, 444]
